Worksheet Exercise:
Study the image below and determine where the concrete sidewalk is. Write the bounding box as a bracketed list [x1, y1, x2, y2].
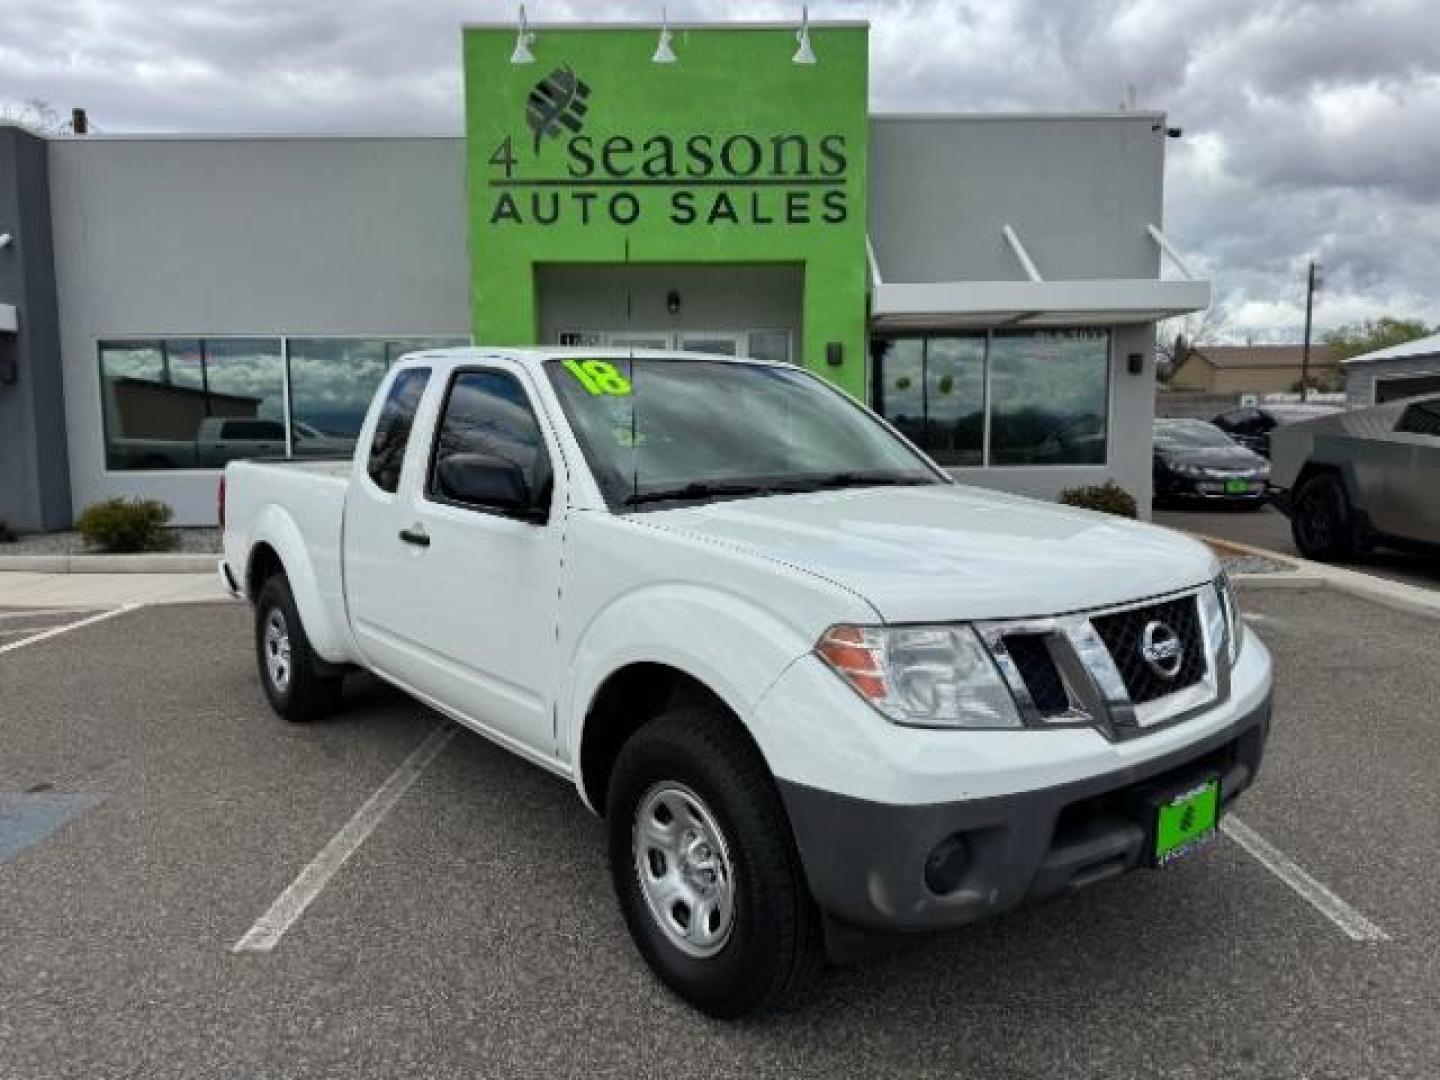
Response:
[0, 572, 233, 608]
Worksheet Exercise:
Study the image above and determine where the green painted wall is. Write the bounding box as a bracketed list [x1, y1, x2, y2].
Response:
[463, 24, 870, 397]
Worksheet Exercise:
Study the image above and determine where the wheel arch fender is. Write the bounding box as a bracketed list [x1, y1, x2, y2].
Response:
[244, 504, 350, 663]
[564, 583, 815, 814]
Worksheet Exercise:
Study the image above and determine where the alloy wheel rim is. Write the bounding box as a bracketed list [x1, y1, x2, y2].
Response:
[632, 782, 737, 959]
[264, 608, 292, 694]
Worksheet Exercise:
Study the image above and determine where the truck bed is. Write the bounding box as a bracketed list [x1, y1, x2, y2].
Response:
[222, 458, 352, 660]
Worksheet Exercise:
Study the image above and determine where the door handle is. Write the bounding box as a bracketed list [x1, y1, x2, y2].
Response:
[398, 526, 430, 548]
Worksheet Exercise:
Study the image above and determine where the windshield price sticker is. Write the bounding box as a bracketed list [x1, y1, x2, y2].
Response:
[564, 359, 633, 397]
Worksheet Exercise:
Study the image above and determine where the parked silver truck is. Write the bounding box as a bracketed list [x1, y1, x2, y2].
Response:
[1271, 393, 1440, 561]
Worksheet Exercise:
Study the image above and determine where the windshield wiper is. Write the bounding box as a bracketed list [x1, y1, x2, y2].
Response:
[805, 471, 935, 490]
[622, 481, 790, 507]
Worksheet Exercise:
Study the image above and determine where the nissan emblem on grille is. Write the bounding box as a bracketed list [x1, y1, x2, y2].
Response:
[1140, 620, 1183, 679]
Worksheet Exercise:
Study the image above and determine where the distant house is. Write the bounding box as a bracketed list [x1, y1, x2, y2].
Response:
[1342, 331, 1440, 407]
[1167, 344, 1339, 394]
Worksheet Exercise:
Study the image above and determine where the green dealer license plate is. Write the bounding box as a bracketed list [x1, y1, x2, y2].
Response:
[1224, 479, 1254, 494]
[1154, 778, 1220, 866]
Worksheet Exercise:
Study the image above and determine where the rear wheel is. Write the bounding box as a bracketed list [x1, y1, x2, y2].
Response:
[606, 703, 821, 1019]
[1291, 473, 1359, 561]
[255, 575, 343, 722]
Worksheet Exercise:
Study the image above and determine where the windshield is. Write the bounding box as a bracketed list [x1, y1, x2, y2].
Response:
[545, 358, 945, 509]
[1154, 420, 1241, 450]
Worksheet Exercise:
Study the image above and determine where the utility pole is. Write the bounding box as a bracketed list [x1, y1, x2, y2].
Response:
[1301, 260, 1320, 401]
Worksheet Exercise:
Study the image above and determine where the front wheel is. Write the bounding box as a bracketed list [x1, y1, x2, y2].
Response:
[606, 704, 821, 1018]
[1291, 473, 1359, 561]
[255, 574, 343, 722]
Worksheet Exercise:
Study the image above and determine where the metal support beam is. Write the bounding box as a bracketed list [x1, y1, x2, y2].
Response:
[1001, 224, 1043, 283]
[1147, 224, 1194, 280]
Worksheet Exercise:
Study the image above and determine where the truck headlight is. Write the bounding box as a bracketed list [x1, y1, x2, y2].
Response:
[1214, 572, 1244, 666]
[815, 624, 1023, 729]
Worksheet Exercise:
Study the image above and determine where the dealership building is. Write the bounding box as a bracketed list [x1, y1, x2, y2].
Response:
[0, 20, 1208, 530]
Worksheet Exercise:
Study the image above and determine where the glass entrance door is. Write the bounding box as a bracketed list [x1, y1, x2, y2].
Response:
[677, 332, 745, 356]
[560, 330, 791, 362]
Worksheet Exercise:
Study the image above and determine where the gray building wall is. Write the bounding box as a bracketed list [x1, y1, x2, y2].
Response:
[867, 114, 1169, 515]
[0, 125, 71, 533]
[867, 113, 1166, 283]
[49, 136, 471, 525]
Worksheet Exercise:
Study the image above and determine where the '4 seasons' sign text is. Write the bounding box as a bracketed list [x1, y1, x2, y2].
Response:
[484, 65, 851, 228]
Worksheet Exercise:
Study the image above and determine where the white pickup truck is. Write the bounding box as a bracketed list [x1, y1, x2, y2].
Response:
[221, 347, 1273, 1017]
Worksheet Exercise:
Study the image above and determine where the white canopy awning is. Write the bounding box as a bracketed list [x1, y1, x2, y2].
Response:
[871, 278, 1212, 330]
[0, 303, 16, 333]
[868, 223, 1212, 329]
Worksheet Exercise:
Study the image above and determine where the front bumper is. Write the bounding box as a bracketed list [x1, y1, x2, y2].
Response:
[1160, 476, 1271, 501]
[778, 691, 1270, 936]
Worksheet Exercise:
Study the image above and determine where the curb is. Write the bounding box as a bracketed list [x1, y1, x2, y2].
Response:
[0, 553, 216, 575]
[1196, 532, 1440, 621]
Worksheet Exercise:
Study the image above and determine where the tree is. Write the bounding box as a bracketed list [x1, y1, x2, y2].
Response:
[0, 98, 87, 135]
[1324, 317, 1433, 362]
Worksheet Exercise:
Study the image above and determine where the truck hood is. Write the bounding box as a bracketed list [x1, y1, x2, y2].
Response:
[642, 484, 1218, 622]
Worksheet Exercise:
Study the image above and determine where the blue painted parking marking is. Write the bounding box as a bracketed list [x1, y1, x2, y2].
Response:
[0, 793, 103, 865]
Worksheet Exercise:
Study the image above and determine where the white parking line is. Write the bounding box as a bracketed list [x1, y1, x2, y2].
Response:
[232, 723, 456, 954]
[0, 608, 99, 620]
[1222, 815, 1389, 941]
[0, 605, 138, 656]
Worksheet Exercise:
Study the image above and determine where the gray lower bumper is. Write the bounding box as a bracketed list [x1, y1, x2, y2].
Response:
[778, 694, 1271, 943]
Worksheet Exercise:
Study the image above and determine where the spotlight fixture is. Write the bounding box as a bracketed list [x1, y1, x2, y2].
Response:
[511, 4, 536, 64]
[653, 8, 677, 64]
[793, 6, 817, 65]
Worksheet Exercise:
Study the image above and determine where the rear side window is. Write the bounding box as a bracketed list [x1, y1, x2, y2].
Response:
[1397, 400, 1440, 437]
[366, 367, 431, 492]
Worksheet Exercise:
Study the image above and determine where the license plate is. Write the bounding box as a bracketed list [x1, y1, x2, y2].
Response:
[1154, 778, 1220, 866]
[1224, 479, 1254, 494]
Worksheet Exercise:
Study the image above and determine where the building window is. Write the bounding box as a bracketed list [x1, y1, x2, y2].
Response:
[872, 329, 1110, 467]
[989, 330, 1109, 465]
[100, 338, 284, 470]
[99, 335, 468, 470]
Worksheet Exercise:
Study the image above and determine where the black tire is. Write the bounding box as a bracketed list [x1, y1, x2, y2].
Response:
[254, 574, 343, 722]
[1290, 472, 1358, 561]
[606, 702, 821, 1019]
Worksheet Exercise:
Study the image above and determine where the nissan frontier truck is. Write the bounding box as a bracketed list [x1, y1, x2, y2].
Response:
[220, 348, 1272, 1018]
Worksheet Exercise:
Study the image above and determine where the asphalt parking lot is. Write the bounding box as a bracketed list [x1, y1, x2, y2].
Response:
[1153, 503, 1440, 592]
[2, 590, 1438, 1078]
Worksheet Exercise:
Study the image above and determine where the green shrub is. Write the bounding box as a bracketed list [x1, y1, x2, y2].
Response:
[1058, 481, 1138, 519]
[77, 498, 174, 553]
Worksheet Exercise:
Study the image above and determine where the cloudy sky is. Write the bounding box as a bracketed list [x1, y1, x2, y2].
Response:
[4, 0, 1437, 341]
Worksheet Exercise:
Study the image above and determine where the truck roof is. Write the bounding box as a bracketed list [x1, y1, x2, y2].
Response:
[390, 346, 779, 373]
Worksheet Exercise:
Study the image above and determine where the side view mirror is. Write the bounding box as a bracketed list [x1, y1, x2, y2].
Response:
[434, 452, 540, 518]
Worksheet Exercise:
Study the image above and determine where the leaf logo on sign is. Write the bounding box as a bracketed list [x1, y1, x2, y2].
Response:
[526, 65, 591, 154]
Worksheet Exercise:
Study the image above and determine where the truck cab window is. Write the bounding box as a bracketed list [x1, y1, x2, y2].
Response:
[366, 367, 431, 493]
[427, 369, 552, 517]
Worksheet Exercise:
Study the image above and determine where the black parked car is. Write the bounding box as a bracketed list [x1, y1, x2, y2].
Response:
[1212, 403, 1343, 458]
[1153, 418, 1271, 508]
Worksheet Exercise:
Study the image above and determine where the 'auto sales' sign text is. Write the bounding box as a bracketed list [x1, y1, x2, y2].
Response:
[484, 65, 851, 228]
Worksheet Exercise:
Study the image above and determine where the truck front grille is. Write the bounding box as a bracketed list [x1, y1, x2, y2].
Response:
[978, 585, 1223, 742]
[1001, 634, 1070, 716]
[1090, 595, 1206, 705]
